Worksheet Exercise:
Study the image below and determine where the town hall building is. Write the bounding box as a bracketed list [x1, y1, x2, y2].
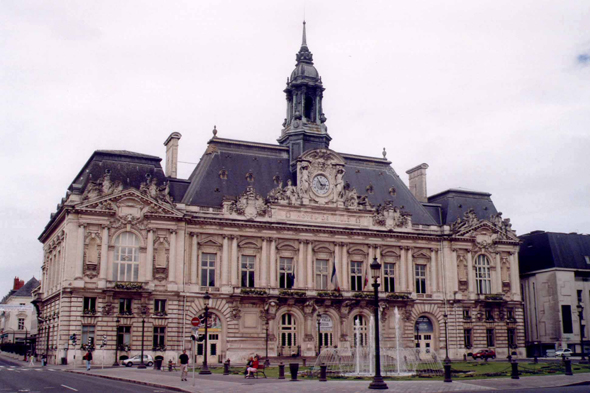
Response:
[35, 23, 525, 365]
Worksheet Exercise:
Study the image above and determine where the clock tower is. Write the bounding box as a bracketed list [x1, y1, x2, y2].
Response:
[278, 21, 331, 171]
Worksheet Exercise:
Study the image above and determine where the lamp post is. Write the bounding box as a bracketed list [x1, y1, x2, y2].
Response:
[138, 306, 148, 369]
[368, 257, 388, 390]
[443, 313, 452, 382]
[506, 320, 512, 362]
[317, 313, 322, 356]
[264, 318, 270, 367]
[577, 304, 586, 361]
[112, 317, 120, 366]
[199, 291, 212, 375]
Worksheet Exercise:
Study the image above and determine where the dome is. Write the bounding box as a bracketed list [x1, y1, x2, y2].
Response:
[290, 63, 320, 80]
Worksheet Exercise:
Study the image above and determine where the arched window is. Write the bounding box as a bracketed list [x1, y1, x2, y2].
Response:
[279, 313, 297, 352]
[475, 255, 492, 294]
[113, 232, 140, 282]
[353, 314, 368, 347]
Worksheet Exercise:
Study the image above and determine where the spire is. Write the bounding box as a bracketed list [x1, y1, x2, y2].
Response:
[296, 21, 313, 64]
[302, 20, 307, 48]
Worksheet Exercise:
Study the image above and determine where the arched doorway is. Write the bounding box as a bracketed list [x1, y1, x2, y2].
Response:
[196, 313, 222, 364]
[279, 313, 298, 356]
[318, 314, 334, 349]
[414, 316, 434, 359]
[353, 314, 368, 347]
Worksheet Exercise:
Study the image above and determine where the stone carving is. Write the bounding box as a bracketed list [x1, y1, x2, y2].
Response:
[298, 163, 310, 196]
[340, 300, 354, 317]
[343, 185, 359, 208]
[303, 299, 316, 315]
[229, 186, 269, 219]
[82, 172, 123, 201]
[139, 178, 173, 205]
[451, 209, 517, 240]
[373, 202, 411, 229]
[101, 303, 113, 316]
[153, 267, 168, 281]
[333, 168, 345, 203]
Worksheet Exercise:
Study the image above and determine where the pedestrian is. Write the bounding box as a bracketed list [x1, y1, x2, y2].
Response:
[178, 349, 189, 381]
[83, 349, 93, 371]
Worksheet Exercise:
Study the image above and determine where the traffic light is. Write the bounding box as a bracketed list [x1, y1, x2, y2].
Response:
[197, 334, 205, 343]
[101, 335, 107, 348]
[88, 337, 94, 348]
[70, 333, 77, 346]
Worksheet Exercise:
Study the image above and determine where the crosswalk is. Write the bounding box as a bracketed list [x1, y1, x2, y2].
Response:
[0, 365, 61, 372]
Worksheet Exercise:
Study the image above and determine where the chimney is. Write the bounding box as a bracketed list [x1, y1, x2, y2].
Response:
[13, 277, 24, 290]
[406, 163, 429, 203]
[164, 132, 182, 178]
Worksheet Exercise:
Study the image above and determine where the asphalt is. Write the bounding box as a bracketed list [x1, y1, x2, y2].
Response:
[1, 351, 590, 393]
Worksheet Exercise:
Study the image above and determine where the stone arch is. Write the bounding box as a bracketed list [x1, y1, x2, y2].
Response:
[275, 305, 305, 356]
[410, 303, 444, 351]
[111, 227, 145, 247]
[186, 296, 233, 359]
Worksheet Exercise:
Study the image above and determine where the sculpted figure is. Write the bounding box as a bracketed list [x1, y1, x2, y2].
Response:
[284, 179, 298, 205]
[333, 168, 345, 202]
[299, 164, 310, 196]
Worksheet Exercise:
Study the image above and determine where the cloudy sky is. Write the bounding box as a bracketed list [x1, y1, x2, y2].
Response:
[1, 0, 589, 297]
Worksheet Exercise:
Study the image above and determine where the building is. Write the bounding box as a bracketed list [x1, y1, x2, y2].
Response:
[35, 23, 525, 365]
[519, 231, 590, 356]
[1, 277, 40, 352]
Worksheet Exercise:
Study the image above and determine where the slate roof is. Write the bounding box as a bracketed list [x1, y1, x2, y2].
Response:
[519, 231, 590, 275]
[181, 137, 438, 225]
[427, 188, 498, 225]
[0, 278, 39, 304]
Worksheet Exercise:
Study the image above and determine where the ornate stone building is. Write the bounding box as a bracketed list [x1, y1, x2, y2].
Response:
[35, 23, 525, 365]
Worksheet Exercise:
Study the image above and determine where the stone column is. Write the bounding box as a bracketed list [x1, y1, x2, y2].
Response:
[406, 247, 414, 293]
[75, 224, 85, 279]
[99, 226, 109, 280]
[399, 246, 407, 291]
[260, 238, 268, 287]
[221, 235, 229, 285]
[451, 248, 458, 295]
[306, 241, 313, 289]
[169, 230, 176, 283]
[510, 252, 521, 300]
[333, 243, 340, 290]
[145, 230, 154, 281]
[495, 252, 502, 294]
[191, 234, 198, 284]
[231, 236, 239, 287]
[269, 239, 277, 288]
[467, 251, 474, 294]
[298, 241, 305, 288]
[430, 248, 437, 293]
[341, 243, 348, 291]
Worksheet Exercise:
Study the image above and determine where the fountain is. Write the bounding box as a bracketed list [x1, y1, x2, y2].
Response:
[314, 306, 443, 377]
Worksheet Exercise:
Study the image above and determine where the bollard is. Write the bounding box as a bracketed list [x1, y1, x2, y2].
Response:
[302, 358, 306, 367]
[564, 357, 573, 376]
[511, 361, 519, 379]
[289, 362, 299, 381]
[319, 363, 327, 382]
[278, 362, 285, 379]
[444, 363, 452, 383]
[223, 359, 230, 375]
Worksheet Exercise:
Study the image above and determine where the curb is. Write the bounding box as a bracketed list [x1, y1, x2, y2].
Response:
[66, 370, 193, 393]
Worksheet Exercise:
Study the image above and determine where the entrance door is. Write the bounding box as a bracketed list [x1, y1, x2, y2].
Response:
[279, 313, 298, 356]
[195, 313, 221, 364]
[414, 316, 435, 359]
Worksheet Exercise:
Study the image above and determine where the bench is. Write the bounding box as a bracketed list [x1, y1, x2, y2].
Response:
[253, 364, 267, 378]
[167, 363, 179, 372]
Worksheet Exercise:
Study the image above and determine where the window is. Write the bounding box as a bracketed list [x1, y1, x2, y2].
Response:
[315, 260, 328, 290]
[154, 299, 167, 316]
[486, 328, 495, 347]
[280, 313, 297, 348]
[82, 325, 95, 349]
[83, 297, 96, 314]
[113, 232, 140, 282]
[463, 309, 471, 320]
[562, 305, 574, 334]
[119, 298, 133, 315]
[508, 328, 517, 348]
[485, 309, 494, 321]
[350, 261, 363, 291]
[415, 265, 426, 294]
[153, 327, 166, 349]
[464, 329, 472, 348]
[18, 318, 25, 330]
[200, 253, 216, 287]
[353, 315, 368, 347]
[585, 256, 590, 265]
[475, 255, 492, 294]
[384, 263, 395, 293]
[117, 326, 131, 349]
[578, 290, 583, 305]
[279, 257, 294, 289]
[241, 255, 255, 288]
[507, 309, 515, 321]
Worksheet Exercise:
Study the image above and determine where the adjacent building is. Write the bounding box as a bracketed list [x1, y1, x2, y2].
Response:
[35, 23, 525, 365]
[1, 277, 40, 351]
[519, 231, 590, 356]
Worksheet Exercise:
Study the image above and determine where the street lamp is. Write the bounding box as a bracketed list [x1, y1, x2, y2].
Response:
[506, 320, 512, 362]
[317, 313, 322, 356]
[443, 313, 452, 382]
[264, 318, 270, 367]
[138, 306, 148, 369]
[368, 257, 388, 390]
[112, 317, 120, 366]
[577, 304, 586, 361]
[199, 291, 212, 375]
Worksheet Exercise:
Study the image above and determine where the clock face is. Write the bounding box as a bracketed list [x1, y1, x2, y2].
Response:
[312, 174, 330, 195]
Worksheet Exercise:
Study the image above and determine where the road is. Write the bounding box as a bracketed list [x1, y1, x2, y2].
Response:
[0, 358, 177, 393]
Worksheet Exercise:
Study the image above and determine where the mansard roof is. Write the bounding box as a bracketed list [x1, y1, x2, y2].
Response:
[427, 188, 498, 225]
[182, 137, 438, 225]
[519, 231, 590, 275]
[0, 277, 39, 303]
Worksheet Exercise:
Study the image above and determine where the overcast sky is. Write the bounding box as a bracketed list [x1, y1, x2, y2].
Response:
[1, 1, 589, 298]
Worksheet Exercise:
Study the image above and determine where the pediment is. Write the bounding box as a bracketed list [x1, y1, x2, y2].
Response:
[239, 239, 261, 249]
[299, 148, 346, 166]
[412, 249, 431, 259]
[455, 220, 519, 242]
[77, 189, 182, 219]
[199, 236, 222, 247]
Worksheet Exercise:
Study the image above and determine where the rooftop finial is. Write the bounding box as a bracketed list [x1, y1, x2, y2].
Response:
[302, 20, 307, 48]
[212, 125, 217, 137]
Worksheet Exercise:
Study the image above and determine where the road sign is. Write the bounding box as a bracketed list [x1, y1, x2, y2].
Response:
[191, 317, 201, 327]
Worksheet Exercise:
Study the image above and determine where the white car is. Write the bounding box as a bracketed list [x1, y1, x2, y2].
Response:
[555, 348, 572, 357]
[122, 354, 154, 367]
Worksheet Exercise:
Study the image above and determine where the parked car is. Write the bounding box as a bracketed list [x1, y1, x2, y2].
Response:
[472, 349, 496, 360]
[122, 354, 154, 367]
[555, 348, 572, 357]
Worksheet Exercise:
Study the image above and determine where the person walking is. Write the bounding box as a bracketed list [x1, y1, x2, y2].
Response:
[84, 350, 93, 371]
[179, 349, 189, 381]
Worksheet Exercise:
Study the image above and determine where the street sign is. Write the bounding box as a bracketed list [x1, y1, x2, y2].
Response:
[191, 317, 201, 327]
